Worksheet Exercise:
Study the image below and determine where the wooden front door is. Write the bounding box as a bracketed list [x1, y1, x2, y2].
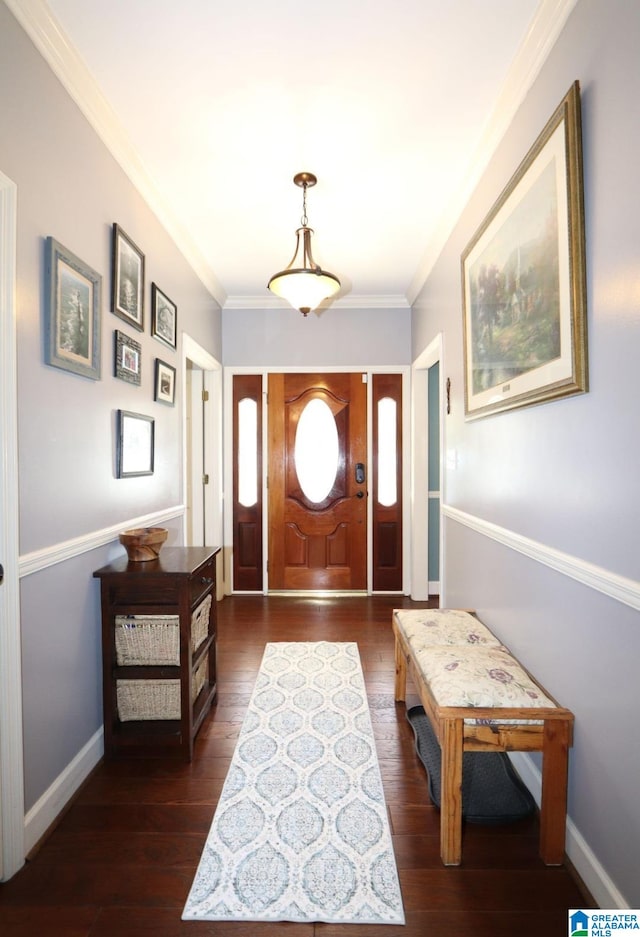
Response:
[268, 372, 367, 591]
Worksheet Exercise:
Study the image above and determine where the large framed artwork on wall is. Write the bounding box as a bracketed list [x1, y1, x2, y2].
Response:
[461, 81, 588, 420]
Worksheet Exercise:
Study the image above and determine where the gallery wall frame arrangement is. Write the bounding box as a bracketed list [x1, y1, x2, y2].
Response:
[111, 223, 145, 332]
[151, 282, 177, 349]
[114, 329, 142, 385]
[461, 80, 588, 420]
[117, 409, 155, 478]
[44, 236, 102, 380]
[154, 358, 176, 405]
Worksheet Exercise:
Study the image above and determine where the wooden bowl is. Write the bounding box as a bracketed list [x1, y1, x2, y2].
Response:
[119, 527, 168, 562]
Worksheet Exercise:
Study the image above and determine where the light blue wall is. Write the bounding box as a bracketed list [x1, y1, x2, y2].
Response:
[412, 0, 640, 907]
[0, 3, 221, 812]
[222, 306, 411, 367]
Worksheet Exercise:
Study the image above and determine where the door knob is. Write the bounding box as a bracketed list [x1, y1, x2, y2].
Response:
[355, 491, 364, 499]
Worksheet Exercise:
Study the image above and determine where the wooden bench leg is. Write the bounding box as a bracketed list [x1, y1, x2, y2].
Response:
[440, 717, 464, 865]
[539, 719, 571, 865]
[394, 635, 407, 703]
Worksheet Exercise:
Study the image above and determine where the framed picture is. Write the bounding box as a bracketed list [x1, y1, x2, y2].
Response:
[114, 330, 141, 385]
[111, 224, 144, 331]
[117, 410, 154, 477]
[44, 237, 101, 380]
[151, 283, 177, 349]
[154, 358, 176, 405]
[461, 81, 588, 420]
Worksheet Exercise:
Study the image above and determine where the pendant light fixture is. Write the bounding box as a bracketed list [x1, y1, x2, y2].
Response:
[268, 172, 341, 316]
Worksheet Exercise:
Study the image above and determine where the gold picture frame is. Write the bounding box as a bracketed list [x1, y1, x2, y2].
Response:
[461, 81, 588, 419]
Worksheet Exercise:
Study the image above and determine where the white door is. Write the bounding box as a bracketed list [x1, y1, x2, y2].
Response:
[185, 362, 206, 545]
[411, 334, 445, 602]
[182, 335, 224, 594]
[0, 170, 25, 880]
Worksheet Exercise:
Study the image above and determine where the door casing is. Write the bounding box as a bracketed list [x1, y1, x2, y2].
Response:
[224, 365, 410, 594]
[182, 335, 223, 595]
[0, 170, 25, 881]
[411, 334, 445, 602]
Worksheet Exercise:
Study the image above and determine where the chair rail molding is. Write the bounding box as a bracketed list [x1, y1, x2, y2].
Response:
[443, 504, 640, 612]
[19, 505, 184, 578]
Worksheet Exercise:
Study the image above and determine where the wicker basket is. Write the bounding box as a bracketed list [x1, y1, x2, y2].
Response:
[116, 660, 209, 722]
[192, 658, 209, 702]
[116, 679, 181, 721]
[191, 595, 212, 653]
[115, 615, 180, 666]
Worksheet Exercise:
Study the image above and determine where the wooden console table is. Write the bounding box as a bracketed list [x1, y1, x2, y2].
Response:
[94, 546, 220, 761]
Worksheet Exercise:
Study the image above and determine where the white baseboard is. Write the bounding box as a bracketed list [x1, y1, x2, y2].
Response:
[509, 752, 630, 909]
[24, 728, 103, 855]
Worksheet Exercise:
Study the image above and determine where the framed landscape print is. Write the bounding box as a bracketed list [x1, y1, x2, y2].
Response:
[117, 410, 154, 477]
[44, 237, 101, 380]
[154, 358, 176, 405]
[151, 283, 177, 349]
[114, 329, 141, 385]
[461, 81, 588, 420]
[111, 224, 145, 331]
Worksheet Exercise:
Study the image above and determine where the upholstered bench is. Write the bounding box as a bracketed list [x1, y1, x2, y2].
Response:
[392, 608, 574, 866]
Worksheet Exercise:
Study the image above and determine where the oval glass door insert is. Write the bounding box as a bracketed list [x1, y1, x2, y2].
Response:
[295, 398, 339, 503]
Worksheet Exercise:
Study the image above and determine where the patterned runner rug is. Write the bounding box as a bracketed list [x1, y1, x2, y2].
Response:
[182, 641, 405, 924]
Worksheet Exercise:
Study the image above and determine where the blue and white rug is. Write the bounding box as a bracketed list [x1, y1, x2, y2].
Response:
[182, 641, 405, 925]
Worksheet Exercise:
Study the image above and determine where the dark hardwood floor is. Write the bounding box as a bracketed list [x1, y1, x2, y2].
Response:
[0, 595, 591, 936]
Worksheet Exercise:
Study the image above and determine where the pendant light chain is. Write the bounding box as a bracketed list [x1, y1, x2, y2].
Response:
[301, 181, 309, 227]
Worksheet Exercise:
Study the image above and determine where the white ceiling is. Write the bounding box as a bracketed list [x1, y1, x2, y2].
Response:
[11, 0, 575, 310]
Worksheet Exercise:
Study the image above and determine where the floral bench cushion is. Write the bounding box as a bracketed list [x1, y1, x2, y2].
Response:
[413, 645, 557, 723]
[393, 608, 502, 648]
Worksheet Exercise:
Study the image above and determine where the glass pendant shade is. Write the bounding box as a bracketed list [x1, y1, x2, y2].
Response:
[267, 174, 341, 316]
[268, 227, 340, 315]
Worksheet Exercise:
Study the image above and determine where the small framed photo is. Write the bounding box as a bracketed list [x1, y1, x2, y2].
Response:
[151, 283, 177, 349]
[44, 237, 101, 380]
[154, 358, 176, 406]
[114, 329, 141, 385]
[111, 224, 144, 331]
[117, 410, 154, 478]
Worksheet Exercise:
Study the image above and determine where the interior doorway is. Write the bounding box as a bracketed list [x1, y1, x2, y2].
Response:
[411, 334, 444, 602]
[427, 361, 441, 595]
[0, 170, 25, 881]
[182, 335, 223, 594]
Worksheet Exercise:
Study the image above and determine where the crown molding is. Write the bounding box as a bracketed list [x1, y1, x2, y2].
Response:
[407, 0, 579, 305]
[5, 0, 227, 308]
[7, 0, 576, 313]
[223, 292, 410, 312]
